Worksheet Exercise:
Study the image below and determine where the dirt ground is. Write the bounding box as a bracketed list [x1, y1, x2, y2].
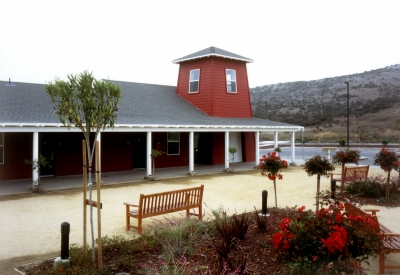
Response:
[1, 166, 399, 275]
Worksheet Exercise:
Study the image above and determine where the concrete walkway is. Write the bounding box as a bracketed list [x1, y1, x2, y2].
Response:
[0, 162, 259, 196]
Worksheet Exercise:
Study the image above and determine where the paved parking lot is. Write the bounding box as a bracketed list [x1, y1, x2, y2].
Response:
[260, 146, 399, 166]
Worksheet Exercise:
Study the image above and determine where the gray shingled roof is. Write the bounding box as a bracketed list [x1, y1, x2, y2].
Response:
[172, 46, 254, 64]
[0, 80, 300, 129]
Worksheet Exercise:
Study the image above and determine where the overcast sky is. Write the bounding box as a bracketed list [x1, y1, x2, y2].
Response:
[1, 0, 400, 88]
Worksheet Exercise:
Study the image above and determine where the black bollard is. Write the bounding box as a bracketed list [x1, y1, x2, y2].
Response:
[331, 179, 336, 199]
[262, 190, 268, 215]
[60, 222, 70, 260]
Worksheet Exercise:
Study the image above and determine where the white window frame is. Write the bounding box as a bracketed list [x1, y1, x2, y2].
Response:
[167, 132, 180, 155]
[0, 132, 3, 164]
[189, 69, 200, 93]
[226, 69, 237, 93]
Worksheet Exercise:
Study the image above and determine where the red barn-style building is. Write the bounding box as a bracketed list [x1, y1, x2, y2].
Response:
[0, 47, 303, 186]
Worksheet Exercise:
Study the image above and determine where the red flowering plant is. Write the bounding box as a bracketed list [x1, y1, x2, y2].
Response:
[373, 148, 400, 202]
[303, 155, 335, 212]
[331, 149, 361, 194]
[259, 152, 288, 208]
[273, 202, 381, 274]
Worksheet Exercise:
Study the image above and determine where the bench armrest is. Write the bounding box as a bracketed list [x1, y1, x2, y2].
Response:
[123, 202, 139, 207]
[364, 209, 380, 216]
[382, 233, 400, 237]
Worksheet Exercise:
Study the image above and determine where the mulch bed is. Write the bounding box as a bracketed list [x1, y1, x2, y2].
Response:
[20, 196, 400, 274]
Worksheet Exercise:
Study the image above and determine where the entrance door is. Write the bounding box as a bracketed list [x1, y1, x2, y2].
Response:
[132, 133, 146, 169]
[194, 132, 213, 165]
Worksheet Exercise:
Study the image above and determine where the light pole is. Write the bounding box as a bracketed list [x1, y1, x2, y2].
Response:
[344, 81, 349, 148]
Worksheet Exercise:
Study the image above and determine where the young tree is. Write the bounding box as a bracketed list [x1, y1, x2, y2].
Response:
[150, 149, 165, 178]
[24, 153, 53, 193]
[303, 155, 335, 212]
[373, 148, 400, 202]
[229, 147, 237, 172]
[331, 149, 360, 194]
[259, 152, 288, 208]
[45, 71, 121, 262]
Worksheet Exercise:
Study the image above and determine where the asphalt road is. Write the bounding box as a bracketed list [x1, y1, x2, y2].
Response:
[259, 146, 395, 166]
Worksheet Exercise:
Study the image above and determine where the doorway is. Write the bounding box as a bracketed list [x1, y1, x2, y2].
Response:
[194, 132, 213, 165]
[132, 133, 147, 169]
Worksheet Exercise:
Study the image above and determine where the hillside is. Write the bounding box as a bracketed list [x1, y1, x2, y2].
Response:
[250, 64, 400, 143]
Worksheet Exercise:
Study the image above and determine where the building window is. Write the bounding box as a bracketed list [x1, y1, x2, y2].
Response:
[226, 69, 237, 93]
[189, 69, 200, 93]
[167, 132, 180, 155]
[0, 133, 3, 164]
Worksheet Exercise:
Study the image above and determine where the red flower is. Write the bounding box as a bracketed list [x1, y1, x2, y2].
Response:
[278, 174, 283, 180]
[298, 206, 306, 213]
[280, 217, 292, 232]
[273, 232, 283, 249]
[321, 226, 348, 253]
[335, 212, 343, 223]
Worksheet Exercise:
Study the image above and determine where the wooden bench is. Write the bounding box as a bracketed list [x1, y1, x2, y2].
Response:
[330, 165, 369, 184]
[344, 200, 400, 274]
[123, 185, 204, 234]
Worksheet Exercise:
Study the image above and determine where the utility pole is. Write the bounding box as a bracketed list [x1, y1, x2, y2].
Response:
[344, 81, 350, 148]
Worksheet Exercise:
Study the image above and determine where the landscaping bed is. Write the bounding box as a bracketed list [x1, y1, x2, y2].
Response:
[20, 205, 377, 275]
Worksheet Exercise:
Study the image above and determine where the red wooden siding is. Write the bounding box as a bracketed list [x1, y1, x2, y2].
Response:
[55, 133, 88, 176]
[101, 133, 133, 172]
[0, 133, 32, 181]
[212, 132, 225, 165]
[176, 57, 253, 118]
[151, 132, 190, 168]
[177, 59, 214, 115]
[241, 132, 256, 162]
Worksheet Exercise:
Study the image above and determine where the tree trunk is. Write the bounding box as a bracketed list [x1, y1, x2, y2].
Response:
[152, 157, 155, 177]
[316, 174, 320, 212]
[341, 162, 345, 194]
[386, 170, 391, 203]
[273, 179, 277, 208]
[86, 140, 95, 262]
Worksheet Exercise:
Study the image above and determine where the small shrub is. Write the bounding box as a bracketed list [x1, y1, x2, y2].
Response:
[253, 207, 269, 233]
[381, 136, 389, 147]
[211, 209, 249, 273]
[273, 203, 381, 274]
[231, 212, 253, 240]
[150, 214, 210, 263]
[345, 179, 381, 198]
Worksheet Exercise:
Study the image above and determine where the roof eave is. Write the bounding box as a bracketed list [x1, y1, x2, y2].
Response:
[172, 53, 254, 64]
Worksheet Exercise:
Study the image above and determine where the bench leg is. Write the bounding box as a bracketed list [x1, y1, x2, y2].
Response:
[125, 205, 130, 230]
[198, 205, 203, 220]
[138, 217, 142, 234]
[379, 253, 385, 274]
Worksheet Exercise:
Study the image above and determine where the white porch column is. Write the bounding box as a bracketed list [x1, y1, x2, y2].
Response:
[273, 131, 278, 149]
[255, 131, 260, 165]
[224, 131, 230, 171]
[146, 131, 152, 177]
[291, 131, 296, 164]
[188, 131, 195, 175]
[32, 131, 39, 187]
